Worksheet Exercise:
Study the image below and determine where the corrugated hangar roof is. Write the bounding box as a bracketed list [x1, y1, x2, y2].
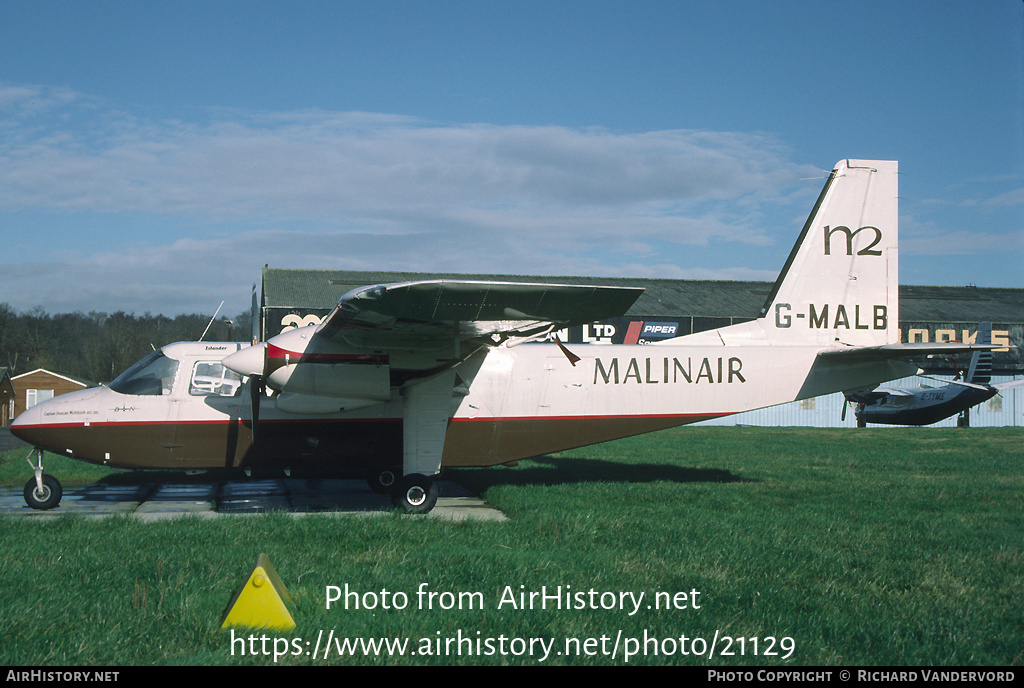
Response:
[262, 268, 1024, 324]
[898, 284, 1024, 323]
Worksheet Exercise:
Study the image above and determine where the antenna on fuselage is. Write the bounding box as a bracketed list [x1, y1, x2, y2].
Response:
[199, 301, 225, 342]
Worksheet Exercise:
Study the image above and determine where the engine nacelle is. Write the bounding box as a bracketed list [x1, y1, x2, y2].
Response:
[274, 392, 384, 414]
[268, 358, 390, 403]
[225, 326, 392, 407]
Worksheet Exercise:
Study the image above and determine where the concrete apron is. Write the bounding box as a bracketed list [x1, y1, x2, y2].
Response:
[0, 478, 507, 522]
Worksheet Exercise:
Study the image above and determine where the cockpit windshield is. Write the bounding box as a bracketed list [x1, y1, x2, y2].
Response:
[108, 351, 179, 396]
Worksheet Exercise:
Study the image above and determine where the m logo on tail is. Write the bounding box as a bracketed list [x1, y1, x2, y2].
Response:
[824, 225, 883, 256]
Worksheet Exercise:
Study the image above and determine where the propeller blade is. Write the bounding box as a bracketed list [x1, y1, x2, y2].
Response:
[249, 376, 264, 444]
[225, 343, 269, 445]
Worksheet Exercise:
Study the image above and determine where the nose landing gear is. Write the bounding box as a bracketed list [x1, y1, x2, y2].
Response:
[24, 448, 62, 510]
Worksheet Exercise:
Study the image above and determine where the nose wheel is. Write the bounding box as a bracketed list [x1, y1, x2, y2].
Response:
[24, 474, 62, 510]
[24, 448, 62, 510]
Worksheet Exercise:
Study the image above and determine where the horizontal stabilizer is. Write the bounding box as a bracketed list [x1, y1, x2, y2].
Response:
[818, 342, 1004, 362]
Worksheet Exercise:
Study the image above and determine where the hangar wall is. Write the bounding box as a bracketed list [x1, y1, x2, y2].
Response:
[259, 269, 1024, 428]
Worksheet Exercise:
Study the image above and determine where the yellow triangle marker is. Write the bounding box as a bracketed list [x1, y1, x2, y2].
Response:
[220, 553, 296, 631]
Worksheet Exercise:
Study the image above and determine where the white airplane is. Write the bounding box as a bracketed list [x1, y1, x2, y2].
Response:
[844, 323, 1023, 426]
[12, 159, 996, 513]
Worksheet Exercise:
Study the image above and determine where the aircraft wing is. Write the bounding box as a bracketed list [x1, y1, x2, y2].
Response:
[877, 388, 914, 397]
[315, 279, 644, 351]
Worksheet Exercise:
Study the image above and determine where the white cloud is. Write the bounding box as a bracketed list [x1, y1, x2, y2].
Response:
[0, 84, 813, 221]
[0, 81, 826, 314]
[984, 187, 1024, 208]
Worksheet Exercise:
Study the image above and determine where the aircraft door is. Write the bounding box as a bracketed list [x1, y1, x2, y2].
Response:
[175, 358, 247, 468]
[539, 355, 588, 416]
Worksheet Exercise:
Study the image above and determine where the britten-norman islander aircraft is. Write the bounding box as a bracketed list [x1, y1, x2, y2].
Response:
[12, 159, 996, 513]
[844, 323, 1024, 427]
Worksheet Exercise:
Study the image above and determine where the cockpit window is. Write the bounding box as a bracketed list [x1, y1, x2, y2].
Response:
[109, 351, 179, 396]
[189, 361, 242, 397]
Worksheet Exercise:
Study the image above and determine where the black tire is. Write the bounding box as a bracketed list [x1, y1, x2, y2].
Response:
[367, 467, 399, 493]
[24, 474, 62, 510]
[391, 474, 438, 514]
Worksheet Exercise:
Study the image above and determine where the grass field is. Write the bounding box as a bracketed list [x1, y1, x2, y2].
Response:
[1, 427, 1021, 666]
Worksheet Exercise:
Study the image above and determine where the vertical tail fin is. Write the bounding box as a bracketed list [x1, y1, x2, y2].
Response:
[759, 159, 899, 347]
[966, 323, 993, 384]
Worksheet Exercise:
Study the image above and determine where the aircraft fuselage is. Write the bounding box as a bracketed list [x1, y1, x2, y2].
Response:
[12, 333, 916, 471]
[855, 384, 998, 426]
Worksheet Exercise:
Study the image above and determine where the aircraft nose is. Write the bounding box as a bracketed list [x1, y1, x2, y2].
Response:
[10, 386, 107, 459]
[10, 402, 48, 446]
[11, 406, 33, 437]
[223, 343, 267, 378]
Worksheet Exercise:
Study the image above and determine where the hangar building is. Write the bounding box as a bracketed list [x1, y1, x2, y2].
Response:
[257, 268, 1024, 428]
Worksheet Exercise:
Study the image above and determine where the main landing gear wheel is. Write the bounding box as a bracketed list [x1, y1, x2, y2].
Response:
[367, 467, 400, 494]
[24, 474, 62, 510]
[391, 474, 438, 514]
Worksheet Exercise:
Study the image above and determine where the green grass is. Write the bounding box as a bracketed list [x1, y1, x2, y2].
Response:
[0, 445, 115, 486]
[1, 427, 1021, 666]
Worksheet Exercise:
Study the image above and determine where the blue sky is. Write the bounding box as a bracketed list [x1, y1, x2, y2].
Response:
[2, 0, 1022, 317]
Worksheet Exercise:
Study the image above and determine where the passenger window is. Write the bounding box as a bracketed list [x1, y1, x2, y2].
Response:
[190, 362, 242, 397]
